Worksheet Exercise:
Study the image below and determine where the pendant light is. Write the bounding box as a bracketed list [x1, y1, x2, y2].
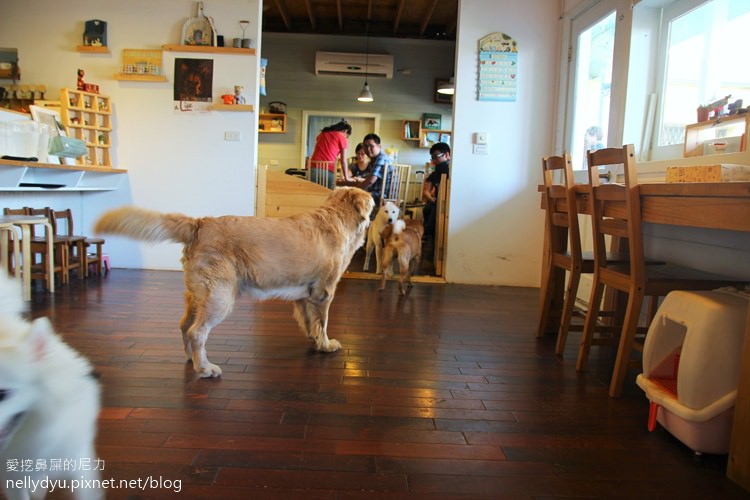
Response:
[437, 76, 455, 95]
[358, 20, 374, 102]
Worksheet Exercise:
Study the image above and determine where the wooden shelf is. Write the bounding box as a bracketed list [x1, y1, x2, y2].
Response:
[114, 73, 168, 82]
[76, 45, 110, 53]
[0, 159, 126, 191]
[60, 89, 114, 168]
[162, 44, 255, 55]
[259, 113, 286, 133]
[683, 113, 749, 158]
[401, 120, 421, 141]
[212, 103, 254, 112]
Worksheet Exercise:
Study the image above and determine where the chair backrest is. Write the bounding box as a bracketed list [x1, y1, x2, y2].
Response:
[541, 153, 581, 269]
[381, 163, 411, 211]
[3, 207, 30, 216]
[50, 208, 76, 237]
[27, 207, 52, 238]
[586, 144, 644, 290]
[307, 159, 335, 189]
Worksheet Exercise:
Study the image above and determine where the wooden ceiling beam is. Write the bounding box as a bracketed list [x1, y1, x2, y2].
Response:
[393, 0, 406, 34]
[419, 0, 440, 35]
[304, 0, 316, 30]
[336, 0, 343, 31]
[272, 0, 291, 30]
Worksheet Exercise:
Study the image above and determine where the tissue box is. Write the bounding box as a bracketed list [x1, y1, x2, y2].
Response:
[665, 164, 750, 183]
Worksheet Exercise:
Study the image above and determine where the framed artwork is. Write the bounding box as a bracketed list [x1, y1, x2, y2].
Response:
[29, 105, 76, 165]
[422, 113, 442, 130]
[434, 79, 453, 104]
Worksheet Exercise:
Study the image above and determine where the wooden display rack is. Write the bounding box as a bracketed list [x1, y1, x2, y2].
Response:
[115, 49, 167, 82]
[59, 88, 113, 168]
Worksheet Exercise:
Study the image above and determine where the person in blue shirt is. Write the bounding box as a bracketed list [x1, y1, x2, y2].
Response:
[337, 133, 392, 209]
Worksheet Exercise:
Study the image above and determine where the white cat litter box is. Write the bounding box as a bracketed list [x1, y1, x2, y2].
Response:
[635, 288, 749, 454]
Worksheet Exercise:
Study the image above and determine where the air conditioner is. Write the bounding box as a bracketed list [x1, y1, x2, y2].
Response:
[315, 51, 394, 79]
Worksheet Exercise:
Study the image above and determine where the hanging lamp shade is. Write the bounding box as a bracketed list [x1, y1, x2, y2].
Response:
[437, 76, 455, 95]
[358, 82, 374, 102]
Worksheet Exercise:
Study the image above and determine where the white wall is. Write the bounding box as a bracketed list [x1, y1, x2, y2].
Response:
[0, 0, 262, 270]
[447, 0, 560, 285]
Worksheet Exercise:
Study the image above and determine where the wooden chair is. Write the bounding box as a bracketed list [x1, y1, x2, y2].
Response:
[84, 236, 106, 276]
[537, 154, 591, 354]
[48, 208, 87, 279]
[577, 144, 747, 397]
[307, 160, 335, 189]
[381, 163, 411, 214]
[5, 207, 62, 290]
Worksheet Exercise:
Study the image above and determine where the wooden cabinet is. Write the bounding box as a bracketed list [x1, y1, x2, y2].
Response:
[401, 119, 451, 148]
[684, 113, 749, 157]
[259, 113, 286, 133]
[60, 88, 113, 168]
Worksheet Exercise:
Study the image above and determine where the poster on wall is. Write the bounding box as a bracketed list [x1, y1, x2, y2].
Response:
[477, 32, 518, 102]
[173, 58, 213, 112]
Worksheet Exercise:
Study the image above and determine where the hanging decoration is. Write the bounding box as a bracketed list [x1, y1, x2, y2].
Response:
[477, 32, 518, 102]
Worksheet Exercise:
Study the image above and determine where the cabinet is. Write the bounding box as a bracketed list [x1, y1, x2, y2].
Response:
[259, 113, 286, 133]
[684, 113, 749, 158]
[60, 88, 113, 168]
[402, 120, 421, 141]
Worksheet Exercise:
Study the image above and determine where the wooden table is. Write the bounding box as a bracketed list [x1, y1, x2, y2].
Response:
[0, 215, 55, 300]
[540, 181, 750, 491]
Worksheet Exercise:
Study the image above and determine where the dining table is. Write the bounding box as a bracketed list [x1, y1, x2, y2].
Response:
[539, 180, 750, 490]
[0, 214, 55, 301]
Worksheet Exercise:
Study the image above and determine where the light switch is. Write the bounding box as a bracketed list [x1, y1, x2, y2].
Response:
[473, 144, 488, 155]
[474, 132, 488, 145]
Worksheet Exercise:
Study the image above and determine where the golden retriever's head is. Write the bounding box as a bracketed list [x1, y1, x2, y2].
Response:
[328, 187, 375, 224]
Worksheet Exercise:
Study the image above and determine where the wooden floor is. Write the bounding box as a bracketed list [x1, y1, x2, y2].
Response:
[17, 270, 750, 499]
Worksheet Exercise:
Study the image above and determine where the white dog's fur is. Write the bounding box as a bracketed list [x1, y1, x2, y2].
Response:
[0, 273, 101, 500]
[363, 200, 400, 274]
[95, 187, 374, 378]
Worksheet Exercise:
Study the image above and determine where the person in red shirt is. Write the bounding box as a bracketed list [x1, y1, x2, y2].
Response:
[309, 120, 352, 188]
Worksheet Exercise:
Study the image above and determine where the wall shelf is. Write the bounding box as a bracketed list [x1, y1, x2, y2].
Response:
[162, 44, 255, 55]
[259, 113, 286, 133]
[60, 88, 114, 168]
[212, 103, 254, 112]
[0, 159, 126, 191]
[76, 45, 110, 54]
[114, 73, 168, 82]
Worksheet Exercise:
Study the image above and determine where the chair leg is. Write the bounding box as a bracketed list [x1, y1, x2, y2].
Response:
[555, 266, 581, 356]
[608, 289, 645, 398]
[577, 277, 605, 372]
[536, 257, 557, 338]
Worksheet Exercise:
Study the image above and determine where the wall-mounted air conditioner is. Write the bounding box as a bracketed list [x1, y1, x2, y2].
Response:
[314, 51, 394, 79]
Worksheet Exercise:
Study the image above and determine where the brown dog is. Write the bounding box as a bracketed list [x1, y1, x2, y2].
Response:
[95, 187, 374, 378]
[379, 219, 424, 295]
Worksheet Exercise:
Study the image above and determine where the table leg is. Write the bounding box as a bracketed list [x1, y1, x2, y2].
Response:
[43, 222, 55, 293]
[20, 225, 31, 301]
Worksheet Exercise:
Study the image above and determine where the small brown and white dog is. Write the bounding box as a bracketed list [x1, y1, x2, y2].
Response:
[95, 187, 374, 378]
[363, 200, 400, 274]
[379, 218, 424, 295]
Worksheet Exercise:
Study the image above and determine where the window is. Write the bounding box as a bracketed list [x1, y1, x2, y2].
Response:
[657, 0, 750, 148]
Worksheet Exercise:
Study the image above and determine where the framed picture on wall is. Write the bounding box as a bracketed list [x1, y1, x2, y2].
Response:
[434, 79, 453, 104]
[422, 113, 442, 130]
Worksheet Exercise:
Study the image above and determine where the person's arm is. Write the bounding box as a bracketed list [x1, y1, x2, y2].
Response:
[339, 150, 351, 181]
[337, 174, 377, 190]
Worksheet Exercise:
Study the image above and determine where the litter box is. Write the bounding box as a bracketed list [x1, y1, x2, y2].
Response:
[635, 288, 749, 454]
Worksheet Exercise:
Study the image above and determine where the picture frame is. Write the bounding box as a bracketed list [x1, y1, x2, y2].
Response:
[434, 79, 453, 104]
[422, 113, 442, 130]
[29, 105, 77, 165]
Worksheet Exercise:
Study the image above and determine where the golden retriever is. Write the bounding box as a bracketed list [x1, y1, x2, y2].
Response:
[379, 218, 424, 295]
[95, 187, 374, 378]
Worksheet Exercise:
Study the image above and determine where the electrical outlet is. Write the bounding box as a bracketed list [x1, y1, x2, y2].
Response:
[224, 131, 242, 141]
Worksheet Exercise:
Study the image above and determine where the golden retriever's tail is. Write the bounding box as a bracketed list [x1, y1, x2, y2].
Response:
[94, 206, 199, 245]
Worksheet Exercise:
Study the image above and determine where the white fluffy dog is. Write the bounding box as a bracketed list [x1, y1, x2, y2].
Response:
[363, 200, 400, 274]
[0, 273, 101, 500]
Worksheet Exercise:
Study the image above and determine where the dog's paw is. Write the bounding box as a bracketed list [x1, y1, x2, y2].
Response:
[197, 362, 222, 378]
[319, 338, 341, 352]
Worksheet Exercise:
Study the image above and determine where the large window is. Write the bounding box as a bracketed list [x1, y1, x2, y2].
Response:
[658, 0, 750, 147]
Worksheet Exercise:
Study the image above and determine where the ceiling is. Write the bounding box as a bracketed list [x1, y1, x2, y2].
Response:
[262, 0, 459, 41]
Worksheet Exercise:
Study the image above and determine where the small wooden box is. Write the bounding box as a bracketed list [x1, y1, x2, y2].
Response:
[665, 164, 750, 183]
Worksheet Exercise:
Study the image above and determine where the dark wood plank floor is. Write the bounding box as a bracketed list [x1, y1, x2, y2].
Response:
[16, 270, 750, 499]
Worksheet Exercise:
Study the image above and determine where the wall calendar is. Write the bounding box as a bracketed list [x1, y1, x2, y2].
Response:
[478, 32, 518, 102]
